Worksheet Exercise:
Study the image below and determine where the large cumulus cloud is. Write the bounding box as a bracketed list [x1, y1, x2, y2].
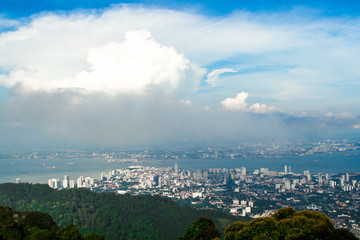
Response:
[0, 5, 359, 148]
[0, 28, 204, 95]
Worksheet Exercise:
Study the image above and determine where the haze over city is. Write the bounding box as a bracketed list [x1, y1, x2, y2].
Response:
[0, 0, 360, 149]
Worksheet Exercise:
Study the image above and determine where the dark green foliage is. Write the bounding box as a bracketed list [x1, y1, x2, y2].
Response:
[23, 211, 58, 232]
[272, 207, 296, 221]
[225, 217, 279, 240]
[57, 224, 84, 240]
[225, 207, 358, 240]
[0, 206, 102, 240]
[334, 229, 359, 240]
[25, 227, 58, 240]
[178, 217, 221, 240]
[84, 232, 105, 240]
[0, 183, 242, 240]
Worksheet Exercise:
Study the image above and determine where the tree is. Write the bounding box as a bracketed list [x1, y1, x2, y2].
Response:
[57, 224, 84, 240]
[225, 217, 278, 240]
[178, 217, 221, 240]
[23, 211, 59, 232]
[0, 206, 102, 240]
[225, 208, 358, 240]
[84, 232, 105, 240]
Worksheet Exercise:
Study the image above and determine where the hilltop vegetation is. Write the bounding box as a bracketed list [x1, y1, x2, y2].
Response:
[225, 207, 357, 240]
[177, 208, 358, 240]
[0, 206, 104, 240]
[0, 183, 242, 240]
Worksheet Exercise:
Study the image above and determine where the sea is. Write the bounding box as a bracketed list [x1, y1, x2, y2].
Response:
[1, 150, 360, 184]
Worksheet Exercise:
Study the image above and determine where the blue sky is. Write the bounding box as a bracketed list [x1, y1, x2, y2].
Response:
[1, 0, 360, 17]
[0, 0, 359, 148]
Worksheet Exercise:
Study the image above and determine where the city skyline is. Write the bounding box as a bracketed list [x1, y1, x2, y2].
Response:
[41, 161, 360, 235]
[0, 0, 360, 148]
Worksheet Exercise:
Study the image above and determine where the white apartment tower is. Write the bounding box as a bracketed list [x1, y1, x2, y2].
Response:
[174, 162, 179, 176]
[77, 176, 85, 188]
[240, 167, 246, 176]
[318, 173, 322, 186]
[62, 175, 69, 188]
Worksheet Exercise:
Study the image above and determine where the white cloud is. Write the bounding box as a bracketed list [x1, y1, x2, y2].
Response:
[0, 6, 359, 112]
[220, 91, 276, 113]
[205, 68, 236, 86]
[0, 29, 204, 94]
[74, 29, 204, 94]
[353, 124, 360, 129]
[289, 111, 307, 117]
[325, 112, 334, 117]
[249, 103, 276, 114]
[220, 92, 249, 111]
[325, 112, 355, 119]
[0, 5, 359, 148]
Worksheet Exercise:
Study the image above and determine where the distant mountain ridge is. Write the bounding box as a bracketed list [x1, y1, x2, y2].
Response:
[0, 183, 243, 240]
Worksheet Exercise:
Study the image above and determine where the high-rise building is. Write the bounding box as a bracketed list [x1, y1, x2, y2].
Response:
[158, 176, 162, 187]
[15, 178, 21, 184]
[84, 177, 92, 187]
[77, 176, 84, 188]
[69, 180, 75, 188]
[330, 180, 336, 187]
[100, 172, 106, 181]
[63, 176, 69, 188]
[340, 178, 345, 186]
[284, 165, 288, 174]
[202, 170, 209, 179]
[48, 178, 60, 189]
[193, 170, 202, 179]
[153, 175, 160, 186]
[174, 162, 178, 176]
[346, 173, 350, 182]
[240, 167, 246, 176]
[352, 180, 357, 187]
[284, 180, 291, 190]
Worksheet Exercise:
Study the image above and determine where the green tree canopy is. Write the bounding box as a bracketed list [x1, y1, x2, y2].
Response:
[178, 217, 221, 240]
[0, 206, 103, 240]
[225, 207, 358, 240]
[0, 183, 242, 240]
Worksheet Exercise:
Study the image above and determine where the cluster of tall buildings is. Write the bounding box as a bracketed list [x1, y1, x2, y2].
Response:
[48, 175, 96, 189]
[284, 165, 292, 174]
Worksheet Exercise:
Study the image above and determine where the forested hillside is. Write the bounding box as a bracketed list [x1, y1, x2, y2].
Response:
[0, 206, 104, 240]
[0, 183, 243, 240]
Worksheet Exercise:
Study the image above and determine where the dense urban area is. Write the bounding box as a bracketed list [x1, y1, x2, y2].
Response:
[9, 139, 360, 238]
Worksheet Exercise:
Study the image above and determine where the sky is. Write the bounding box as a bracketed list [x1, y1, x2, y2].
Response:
[0, 0, 360, 149]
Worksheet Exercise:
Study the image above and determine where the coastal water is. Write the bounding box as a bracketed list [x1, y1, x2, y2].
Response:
[1, 150, 359, 184]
